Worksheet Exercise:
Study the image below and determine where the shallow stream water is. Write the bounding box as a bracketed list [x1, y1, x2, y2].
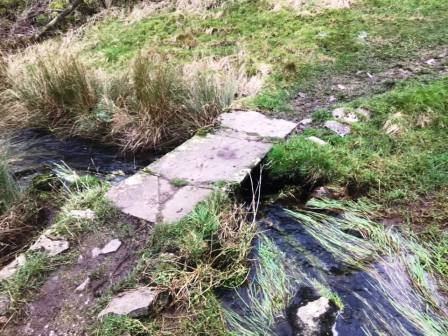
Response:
[3, 129, 155, 184]
[219, 206, 446, 336]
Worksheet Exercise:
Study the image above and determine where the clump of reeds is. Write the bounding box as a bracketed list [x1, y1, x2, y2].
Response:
[110, 54, 235, 152]
[0, 52, 237, 152]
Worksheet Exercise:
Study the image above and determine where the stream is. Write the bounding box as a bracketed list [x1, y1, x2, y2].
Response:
[2, 131, 447, 335]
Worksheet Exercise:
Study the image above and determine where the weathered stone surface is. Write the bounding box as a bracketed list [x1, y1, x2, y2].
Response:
[219, 110, 296, 139]
[324, 120, 351, 136]
[30, 235, 69, 256]
[332, 107, 359, 124]
[161, 186, 212, 223]
[0, 294, 10, 315]
[107, 174, 176, 223]
[98, 287, 157, 318]
[0, 254, 26, 281]
[68, 209, 96, 220]
[92, 239, 122, 258]
[107, 111, 297, 224]
[296, 297, 332, 335]
[149, 133, 272, 185]
[306, 136, 328, 146]
[107, 173, 213, 223]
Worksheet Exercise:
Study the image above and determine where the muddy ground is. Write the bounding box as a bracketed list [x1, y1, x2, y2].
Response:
[2, 215, 151, 336]
[293, 46, 448, 120]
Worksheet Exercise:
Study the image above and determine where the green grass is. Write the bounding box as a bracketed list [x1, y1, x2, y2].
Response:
[285, 198, 448, 335]
[0, 251, 71, 311]
[93, 191, 255, 335]
[80, 0, 448, 111]
[269, 77, 448, 203]
[49, 176, 117, 238]
[223, 234, 293, 335]
[0, 154, 18, 214]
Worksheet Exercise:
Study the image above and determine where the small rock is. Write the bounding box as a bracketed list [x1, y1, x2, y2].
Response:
[98, 287, 157, 318]
[299, 118, 313, 126]
[332, 107, 359, 124]
[425, 58, 437, 66]
[356, 107, 371, 119]
[0, 315, 8, 325]
[296, 297, 331, 334]
[0, 294, 10, 315]
[337, 84, 346, 90]
[328, 95, 337, 103]
[324, 120, 351, 136]
[0, 254, 26, 281]
[30, 235, 69, 257]
[92, 239, 122, 258]
[75, 277, 91, 293]
[68, 209, 96, 220]
[306, 136, 328, 146]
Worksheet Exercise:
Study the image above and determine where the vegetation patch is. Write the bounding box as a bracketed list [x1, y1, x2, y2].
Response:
[93, 192, 256, 335]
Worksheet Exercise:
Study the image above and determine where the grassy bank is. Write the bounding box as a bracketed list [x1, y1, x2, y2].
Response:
[0, 0, 447, 150]
[268, 77, 448, 287]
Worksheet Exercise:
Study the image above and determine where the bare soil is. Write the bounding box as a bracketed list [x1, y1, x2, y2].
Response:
[1, 215, 152, 336]
[293, 46, 448, 120]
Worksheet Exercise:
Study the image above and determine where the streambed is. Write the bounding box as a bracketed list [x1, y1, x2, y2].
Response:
[219, 206, 447, 336]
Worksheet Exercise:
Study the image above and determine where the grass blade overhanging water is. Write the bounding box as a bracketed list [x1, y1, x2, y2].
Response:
[285, 198, 448, 336]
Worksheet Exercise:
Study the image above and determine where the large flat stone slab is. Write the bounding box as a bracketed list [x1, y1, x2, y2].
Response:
[148, 133, 272, 186]
[219, 110, 296, 139]
[107, 173, 212, 223]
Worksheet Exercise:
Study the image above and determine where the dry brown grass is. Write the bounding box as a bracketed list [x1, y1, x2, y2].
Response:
[110, 54, 237, 152]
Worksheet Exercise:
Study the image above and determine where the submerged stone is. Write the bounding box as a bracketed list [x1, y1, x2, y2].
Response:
[98, 287, 157, 318]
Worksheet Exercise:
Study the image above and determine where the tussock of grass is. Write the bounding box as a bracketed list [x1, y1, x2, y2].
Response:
[0, 153, 18, 214]
[223, 234, 293, 335]
[268, 136, 336, 185]
[49, 175, 116, 238]
[0, 52, 236, 152]
[95, 192, 255, 335]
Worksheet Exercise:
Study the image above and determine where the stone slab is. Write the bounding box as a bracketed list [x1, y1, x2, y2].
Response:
[219, 110, 296, 139]
[107, 173, 212, 223]
[148, 133, 272, 186]
[161, 186, 212, 223]
[324, 120, 351, 136]
[107, 174, 176, 223]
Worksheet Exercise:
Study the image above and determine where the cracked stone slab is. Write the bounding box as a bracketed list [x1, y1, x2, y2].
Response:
[148, 133, 272, 185]
[161, 186, 212, 223]
[107, 173, 212, 223]
[98, 287, 157, 318]
[30, 235, 69, 256]
[107, 174, 176, 223]
[219, 110, 296, 139]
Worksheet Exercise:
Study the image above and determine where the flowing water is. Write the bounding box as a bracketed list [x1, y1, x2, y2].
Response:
[220, 206, 448, 336]
[2, 129, 155, 184]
